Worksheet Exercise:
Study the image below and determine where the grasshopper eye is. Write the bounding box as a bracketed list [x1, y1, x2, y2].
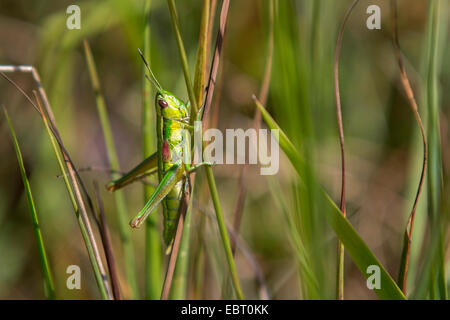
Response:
[158, 99, 168, 109]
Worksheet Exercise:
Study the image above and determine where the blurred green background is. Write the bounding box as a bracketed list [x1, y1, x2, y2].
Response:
[0, 0, 448, 299]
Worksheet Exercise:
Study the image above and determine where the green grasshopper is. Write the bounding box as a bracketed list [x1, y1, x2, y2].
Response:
[107, 50, 212, 252]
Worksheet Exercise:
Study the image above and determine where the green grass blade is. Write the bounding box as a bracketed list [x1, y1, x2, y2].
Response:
[204, 166, 244, 299]
[4, 108, 55, 300]
[142, 0, 163, 301]
[421, 0, 447, 300]
[193, 0, 210, 109]
[83, 40, 140, 299]
[167, 0, 199, 115]
[254, 98, 406, 300]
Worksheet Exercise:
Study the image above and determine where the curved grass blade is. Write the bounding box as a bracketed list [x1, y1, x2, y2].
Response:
[391, 0, 428, 295]
[3, 107, 55, 300]
[253, 97, 406, 300]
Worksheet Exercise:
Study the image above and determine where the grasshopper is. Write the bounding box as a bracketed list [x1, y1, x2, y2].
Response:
[107, 50, 212, 252]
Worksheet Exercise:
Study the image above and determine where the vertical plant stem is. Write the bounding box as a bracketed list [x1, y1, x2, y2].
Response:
[424, 0, 446, 299]
[142, 0, 162, 300]
[192, 0, 218, 299]
[201, 0, 244, 299]
[167, 0, 199, 115]
[3, 108, 55, 300]
[83, 40, 139, 299]
[333, 0, 359, 300]
[166, 0, 243, 299]
[205, 166, 244, 299]
[170, 0, 211, 300]
[193, 0, 211, 110]
[391, 0, 428, 295]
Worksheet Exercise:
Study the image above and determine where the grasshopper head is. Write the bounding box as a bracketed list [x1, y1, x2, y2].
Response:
[156, 91, 188, 119]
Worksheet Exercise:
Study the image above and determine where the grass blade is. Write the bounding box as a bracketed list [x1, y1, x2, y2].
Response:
[3, 107, 55, 300]
[253, 97, 406, 300]
[142, 0, 163, 300]
[167, 0, 199, 115]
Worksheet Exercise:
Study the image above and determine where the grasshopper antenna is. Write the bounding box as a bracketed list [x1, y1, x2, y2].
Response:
[138, 48, 163, 92]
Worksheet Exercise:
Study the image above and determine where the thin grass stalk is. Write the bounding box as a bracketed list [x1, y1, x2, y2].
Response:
[83, 40, 139, 299]
[193, 0, 211, 110]
[204, 167, 243, 299]
[0, 69, 112, 299]
[142, 0, 162, 300]
[170, 0, 211, 300]
[333, 0, 360, 300]
[200, 0, 244, 300]
[3, 108, 55, 300]
[94, 182, 121, 300]
[205, 0, 218, 80]
[191, 0, 219, 299]
[167, 0, 199, 115]
[391, 0, 428, 295]
[166, 0, 243, 299]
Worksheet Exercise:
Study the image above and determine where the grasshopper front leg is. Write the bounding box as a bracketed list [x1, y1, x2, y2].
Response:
[185, 162, 215, 173]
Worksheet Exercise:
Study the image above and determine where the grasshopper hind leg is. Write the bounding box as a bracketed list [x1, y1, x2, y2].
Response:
[130, 164, 184, 228]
